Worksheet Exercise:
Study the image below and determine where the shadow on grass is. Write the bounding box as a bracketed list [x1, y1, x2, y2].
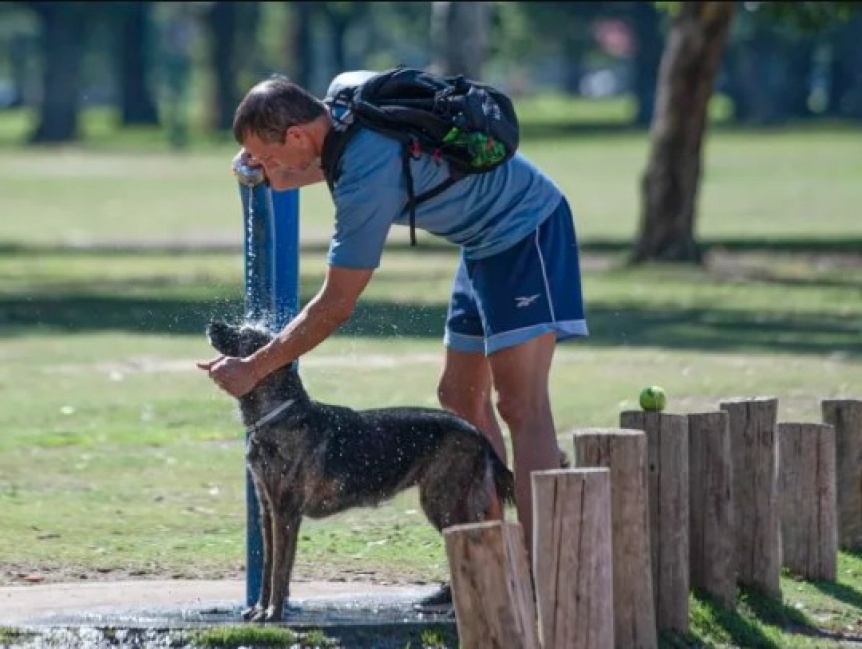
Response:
[1, 292, 860, 359]
[661, 587, 829, 649]
[808, 550, 862, 611]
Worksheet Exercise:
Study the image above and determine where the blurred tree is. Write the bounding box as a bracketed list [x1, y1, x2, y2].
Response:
[159, 3, 197, 149]
[0, 5, 38, 108]
[205, 1, 261, 132]
[629, 1, 665, 126]
[826, 11, 862, 117]
[286, 2, 315, 89]
[362, 2, 433, 70]
[634, 0, 861, 263]
[116, 1, 159, 126]
[27, 1, 92, 143]
[515, 2, 611, 93]
[318, 2, 371, 76]
[633, 1, 735, 263]
[724, 5, 820, 124]
[430, 1, 492, 79]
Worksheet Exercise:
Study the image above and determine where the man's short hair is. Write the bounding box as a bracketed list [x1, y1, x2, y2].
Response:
[233, 75, 326, 144]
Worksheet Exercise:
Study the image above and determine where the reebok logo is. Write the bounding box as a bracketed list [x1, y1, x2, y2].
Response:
[515, 294, 541, 308]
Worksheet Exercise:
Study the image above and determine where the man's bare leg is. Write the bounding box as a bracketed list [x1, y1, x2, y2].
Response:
[488, 332, 559, 559]
[438, 348, 507, 464]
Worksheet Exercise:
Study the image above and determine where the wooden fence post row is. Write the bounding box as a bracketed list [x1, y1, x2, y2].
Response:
[443, 396, 859, 648]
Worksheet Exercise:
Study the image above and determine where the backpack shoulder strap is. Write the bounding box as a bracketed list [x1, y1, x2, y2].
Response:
[320, 123, 359, 193]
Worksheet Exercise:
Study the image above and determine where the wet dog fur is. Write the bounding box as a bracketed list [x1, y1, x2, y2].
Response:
[206, 321, 515, 622]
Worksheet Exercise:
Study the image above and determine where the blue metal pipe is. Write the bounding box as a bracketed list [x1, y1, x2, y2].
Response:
[236, 163, 300, 608]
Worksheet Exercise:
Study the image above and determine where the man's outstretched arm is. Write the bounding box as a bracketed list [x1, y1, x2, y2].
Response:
[248, 265, 373, 378]
[198, 265, 373, 397]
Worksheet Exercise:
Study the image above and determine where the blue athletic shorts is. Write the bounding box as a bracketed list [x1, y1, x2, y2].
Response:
[443, 197, 589, 356]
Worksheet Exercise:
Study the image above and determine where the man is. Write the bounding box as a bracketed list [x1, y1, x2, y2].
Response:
[198, 72, 588, 613]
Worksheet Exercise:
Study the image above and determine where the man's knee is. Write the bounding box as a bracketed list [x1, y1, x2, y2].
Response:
[495, 393, 545, 432]
[438, 380, 483, 420]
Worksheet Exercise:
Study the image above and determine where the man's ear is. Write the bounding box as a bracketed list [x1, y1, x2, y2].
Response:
[206, 321, 240, 357]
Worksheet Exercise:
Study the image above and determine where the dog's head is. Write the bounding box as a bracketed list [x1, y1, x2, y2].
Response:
[205, 320, 305, 409]
[207, 320, 273, 358]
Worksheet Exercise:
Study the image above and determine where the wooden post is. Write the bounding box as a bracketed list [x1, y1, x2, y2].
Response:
[573, 428, 658, 649]
[444, 520, 540, 649]
[688, 411, 736, 608]
[719, 397, 781, 597]
[620, 411, 690, 634]
[822, 399, 862, 550]
[778, 423, 837, 581]
[533, 468, 614, 649]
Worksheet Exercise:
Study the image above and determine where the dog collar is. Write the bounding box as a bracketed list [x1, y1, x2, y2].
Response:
[245, 399, 296, 435]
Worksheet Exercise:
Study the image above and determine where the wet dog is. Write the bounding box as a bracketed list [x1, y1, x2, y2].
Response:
[205, 320, 515, 623]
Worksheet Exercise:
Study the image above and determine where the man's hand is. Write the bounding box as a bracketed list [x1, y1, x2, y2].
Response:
[197, 355, 260, 398]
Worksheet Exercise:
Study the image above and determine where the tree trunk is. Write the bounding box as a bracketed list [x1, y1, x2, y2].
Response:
[827, 13, 862, 118]
[29, 2, 89, 143]
[288, 2, 315, 90]
[631, 2, 664, 127]
[235, 2, 262, 89]
[206, 1, 242, 132]
[561, 36, 587, 95]
[431, 1, 491, 79]
[725, 28, 784, 125]
[329, 17, 349, 75]
[781, 37, 816, 120]
[632, 2, 735, 264]
[118, 1, 160, 126]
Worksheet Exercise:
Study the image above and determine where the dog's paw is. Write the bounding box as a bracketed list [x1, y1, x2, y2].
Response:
[247, 608, 269, 624]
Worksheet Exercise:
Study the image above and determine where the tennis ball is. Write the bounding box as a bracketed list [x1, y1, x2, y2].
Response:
[639, 386, 667, 412]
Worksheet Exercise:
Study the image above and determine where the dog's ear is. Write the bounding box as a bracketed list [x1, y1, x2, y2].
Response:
[206, 321, 241, 357]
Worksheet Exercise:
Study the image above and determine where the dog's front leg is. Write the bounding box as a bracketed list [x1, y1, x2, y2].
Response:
[265, 508, 302, 622]
[243, 477, 274, 623]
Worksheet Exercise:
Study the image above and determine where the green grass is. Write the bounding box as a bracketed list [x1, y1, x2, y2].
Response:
[193, 625, 299, 648]
[0, 627, 34, 645]
[0, 117, 859, 248]
[0, 123, 860, 647]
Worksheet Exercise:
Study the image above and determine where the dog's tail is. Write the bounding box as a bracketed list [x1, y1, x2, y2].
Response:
[489, 450, 516, 506]
[487, 444, 569, 507]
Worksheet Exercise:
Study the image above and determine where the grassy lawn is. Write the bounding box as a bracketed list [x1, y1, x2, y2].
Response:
[0, 112, 860, 647]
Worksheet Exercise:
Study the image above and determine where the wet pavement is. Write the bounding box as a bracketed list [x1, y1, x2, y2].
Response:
[0, 580, 458, 648]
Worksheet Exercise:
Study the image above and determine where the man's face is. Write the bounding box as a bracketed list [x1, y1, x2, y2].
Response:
[242, 126, 314, 175]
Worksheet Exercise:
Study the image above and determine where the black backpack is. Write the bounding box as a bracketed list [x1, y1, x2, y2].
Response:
[320, 67, 520, 246]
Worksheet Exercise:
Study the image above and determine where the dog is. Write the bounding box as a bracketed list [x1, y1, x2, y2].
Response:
[205, 320, 516, 623]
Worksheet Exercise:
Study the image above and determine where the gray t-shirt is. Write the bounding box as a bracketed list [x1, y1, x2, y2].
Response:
[324, 72, 564, 269]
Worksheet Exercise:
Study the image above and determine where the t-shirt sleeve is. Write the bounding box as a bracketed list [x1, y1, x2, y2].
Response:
[327, 133, 405, 269]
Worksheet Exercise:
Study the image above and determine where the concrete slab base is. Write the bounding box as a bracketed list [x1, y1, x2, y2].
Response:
[0, 580, 458, 648]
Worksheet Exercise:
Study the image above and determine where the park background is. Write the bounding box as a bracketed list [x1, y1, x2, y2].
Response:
[0, 2, 861, 647]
